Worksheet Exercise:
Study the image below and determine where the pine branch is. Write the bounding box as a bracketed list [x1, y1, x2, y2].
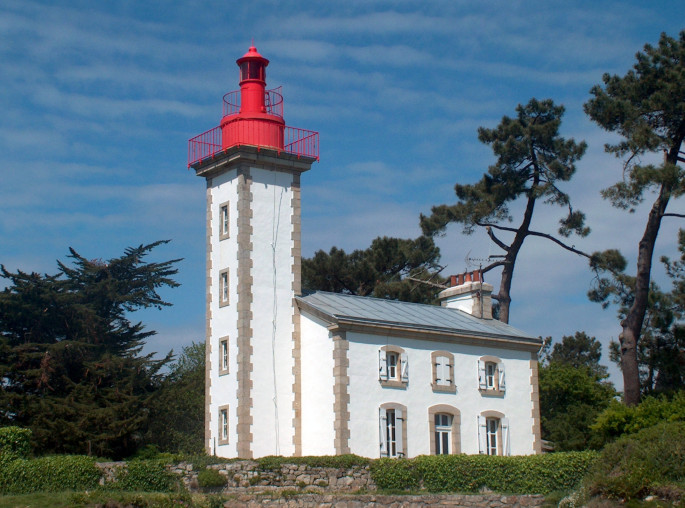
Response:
[525, 229, 592, 258]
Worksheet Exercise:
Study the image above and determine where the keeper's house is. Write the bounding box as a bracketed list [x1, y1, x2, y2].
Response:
[188, 45, 542, 459]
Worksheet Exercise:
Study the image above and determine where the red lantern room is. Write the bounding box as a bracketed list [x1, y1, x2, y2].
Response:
[220, 45, 285, 151]
[187, 45, 319, 167]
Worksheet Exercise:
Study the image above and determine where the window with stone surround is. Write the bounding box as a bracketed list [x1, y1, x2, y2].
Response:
[219, 201, 230, 240]
[478, 355, 505, 395]
[218, 405, 230, 445]
[219, 268, 229, 307]
[378, 345, 408, 388]
[478, 411, 509, 456]
[429, 405, 461, 455]
[379, 402, 407, 458]
[431, 351, 456, 392]
[219, 337, 229, 375]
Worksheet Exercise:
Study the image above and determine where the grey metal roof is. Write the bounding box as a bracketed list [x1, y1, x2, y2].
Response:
[296, 291, 539, 344]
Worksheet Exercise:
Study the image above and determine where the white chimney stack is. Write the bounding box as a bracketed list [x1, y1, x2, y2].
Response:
[438, 271, 494, 319]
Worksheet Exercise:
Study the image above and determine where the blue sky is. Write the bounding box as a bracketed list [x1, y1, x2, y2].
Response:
[1, 1, 684, 388]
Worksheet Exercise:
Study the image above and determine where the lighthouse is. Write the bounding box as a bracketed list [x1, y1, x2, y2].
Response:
[188, 46, 318, 458]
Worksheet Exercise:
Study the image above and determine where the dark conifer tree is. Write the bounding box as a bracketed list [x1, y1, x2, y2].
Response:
[0, 241, 180, 458]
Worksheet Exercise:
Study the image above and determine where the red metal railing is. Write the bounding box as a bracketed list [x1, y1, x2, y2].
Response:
[222, 87, 284, 118]
[188, 126, 222, 167]
[285, 126, 319, 159]
[188, 124, 319, 167]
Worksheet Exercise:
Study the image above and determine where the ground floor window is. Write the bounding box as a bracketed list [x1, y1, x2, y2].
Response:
[434, 413, 452, 455]
[379, 404, 406, 457]
[478, 413, 509, 456]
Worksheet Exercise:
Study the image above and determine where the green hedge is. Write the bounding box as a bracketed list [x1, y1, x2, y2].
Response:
[256, 454, 371, 470]
[370, 452, 598, 494]
[0, 426, 32, 461]
[0, 455, 100, 494]
[111, 459, 178, 492]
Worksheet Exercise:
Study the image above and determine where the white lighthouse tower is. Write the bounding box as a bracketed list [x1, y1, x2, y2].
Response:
[188, 46, 319, 458]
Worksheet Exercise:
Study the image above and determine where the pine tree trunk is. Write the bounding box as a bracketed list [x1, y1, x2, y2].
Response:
[621, 186, 669, 405]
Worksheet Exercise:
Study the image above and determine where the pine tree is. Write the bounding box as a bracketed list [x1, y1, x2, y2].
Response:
[302, 235, 444, 304]
[585, 30, 685, 405]
[421, 98, 589, 323]
[0, 241, 180, 458]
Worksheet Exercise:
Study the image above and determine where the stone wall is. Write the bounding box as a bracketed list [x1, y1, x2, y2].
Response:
[96, 460, 374, 492]
[96, 461, 546, 507]
[221, 493, 546, 507]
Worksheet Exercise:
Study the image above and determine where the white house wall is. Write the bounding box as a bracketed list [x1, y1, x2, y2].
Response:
[345, 332, 536, 458]
[299, 312, 335, 456]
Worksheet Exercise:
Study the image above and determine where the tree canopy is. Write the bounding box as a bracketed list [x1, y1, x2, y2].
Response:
[585, 30, 685, 405]
[0, 241, 180, 459]
[302, 235, 445, 304]
[421, 98, 589, 323]
[146, 341, 205, 454]
[539, 332, 616, 450]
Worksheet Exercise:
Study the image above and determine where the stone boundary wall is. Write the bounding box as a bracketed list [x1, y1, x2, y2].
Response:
[96, 461, 546, 506]
[222, 493, 546, 507]
[97, 461, 374, 492]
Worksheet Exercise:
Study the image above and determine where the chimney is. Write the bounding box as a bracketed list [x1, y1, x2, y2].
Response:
[438, 270, 493, 319]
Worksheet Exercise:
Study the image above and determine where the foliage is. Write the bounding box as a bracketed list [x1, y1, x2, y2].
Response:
[540, 331, 608, 378]
[370, 452, 598, 494]
[538, 332, 616, 450]
[256, 454, 370, 471]
[0, 426, 31, 461]
[539, 363, 616, 450]
[112, 459, 179, 492]
[69, 490, 198, 508]
[196, 468, 227, 489]
[585, 421, 685, 500]
[584, 30, 685, 405]
[302, 235, 445, 304]
[0, 241, 180, 459]
[0, 455, 100, 494]
[370, 458, 420, 491]
[592, 251, 685, 396]
[421, 98, 588, 323]
[146, 342, 206, 454]
[592, 391, 685, 445]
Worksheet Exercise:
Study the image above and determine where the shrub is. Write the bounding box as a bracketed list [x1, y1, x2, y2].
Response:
[585, 420, 685, 500]
[255, 454, 370, 470]
[371, 452, 597, 494]
[0, 455, 100, 494]
[114, 460, 178, 492]
[592, 391, 685, 445]
[369, 458, 420, 491]
[0, 427, 31, 461]
[197, 467, 227, 489]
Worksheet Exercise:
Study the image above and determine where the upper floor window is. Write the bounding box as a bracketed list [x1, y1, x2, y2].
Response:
[379, 404, 406, 458]
[478, 412, 509, 456]
[219, 201, 230, 240]
[478, 356, 505, 394]
[219, 337, 229, 375]
[431, 351, 456, 393]
[219, 269, 229, 307]
[378, 346, 408, 388]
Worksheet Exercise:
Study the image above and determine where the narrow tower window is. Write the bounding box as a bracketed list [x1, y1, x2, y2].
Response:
[219, 337, 229, 375]
[219, 202, 230, 240]
[219, 269, 229, 307]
